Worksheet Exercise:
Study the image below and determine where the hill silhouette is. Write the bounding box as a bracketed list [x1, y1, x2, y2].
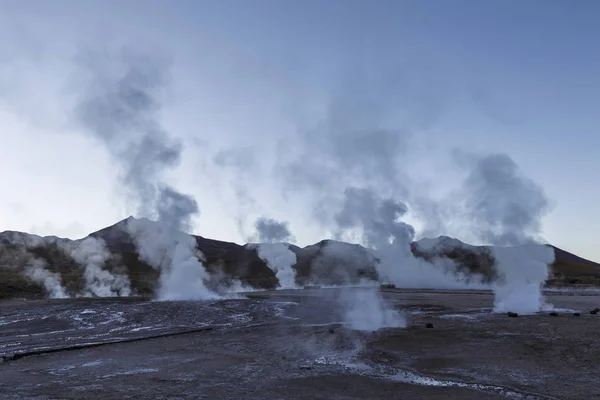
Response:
[0, 217, 598, 299]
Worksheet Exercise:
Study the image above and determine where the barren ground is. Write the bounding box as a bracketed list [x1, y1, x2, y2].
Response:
[0, 288, 598, 399]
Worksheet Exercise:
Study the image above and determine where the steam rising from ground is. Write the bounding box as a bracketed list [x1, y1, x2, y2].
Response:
[340, 287, 406, 331]
[268, 83, 499, 329]
[271, 80, 554, 319]
[60, 237, 131, 297]
[24, 259, 68, 299]
[1, 231, 130, 298]
[249, 218, 298, 289]
[458, 153, 553, 313]
[331, 188, 465, 330]
[10, 43, 554, 310]
[335, 187, 475, 289]
[73, 48, 217, 300]
[491, 245, 554, 313]
[126, 218, 217, 300]
[307, 240, 379, 286]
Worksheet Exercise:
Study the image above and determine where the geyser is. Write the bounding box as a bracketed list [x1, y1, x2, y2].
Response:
[249, 217, 298, 289]
[458, 152, 554, 313]
[73, 48, 218, 300]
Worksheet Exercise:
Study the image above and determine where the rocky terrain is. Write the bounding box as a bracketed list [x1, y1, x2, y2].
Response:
[2, 219, 600, 398]
[0, 217, 598, 300]
[1, 289, 599, 399]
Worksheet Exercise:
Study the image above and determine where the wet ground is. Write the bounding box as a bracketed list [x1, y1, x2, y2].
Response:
[0, 288, 599, 399]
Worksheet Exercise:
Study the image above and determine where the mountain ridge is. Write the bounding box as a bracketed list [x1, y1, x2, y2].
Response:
[1, 217, 598, 299]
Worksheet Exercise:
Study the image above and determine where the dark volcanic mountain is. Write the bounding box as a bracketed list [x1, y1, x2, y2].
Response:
[0, 217, 598, 299]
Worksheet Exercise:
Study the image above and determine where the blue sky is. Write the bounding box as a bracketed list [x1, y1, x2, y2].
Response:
[0, 1, 598, 261]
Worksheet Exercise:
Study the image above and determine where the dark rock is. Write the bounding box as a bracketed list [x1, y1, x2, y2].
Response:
[328, 327, 335, 334]
[573, 313, 581, 317]
[549, 312, 558, 317]
[507, 312, 519, 318]
[425, 323, 434, 328]
[590, 308, 599, 315]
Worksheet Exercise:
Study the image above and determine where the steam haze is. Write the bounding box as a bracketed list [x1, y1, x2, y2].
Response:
[0, 1, 599, 264]
[249, 218, 298, 289]
[252, 218, 295, 244]
[72, 48, 215, 300]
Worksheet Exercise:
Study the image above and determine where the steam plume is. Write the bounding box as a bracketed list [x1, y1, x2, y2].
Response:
[275, 82, 480, 329]
[278, 80, 471, 289]
[73, 48, 216, 300]
[126, 217, 217, 300]
[213, 146, 259, 237]
[335, 187, 477, 289]
[24, 258, 68, 299]
[253, 217, 295, 243]
[340, 287, 406, 331]
[460, 153, 549, 246]
[2, 232, 129, 298]
[307, 240, 379, 286]
[457, 152, 554, 313]
[249, 218, 298, 289]
[332, 189, 408, 330]
[335, 187, 413, 283]
[277, 75, 553, 316]
[59, 237, 131, 297]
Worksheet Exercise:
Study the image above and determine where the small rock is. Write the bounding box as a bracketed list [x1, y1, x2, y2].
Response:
[425, 323, 434, 329]
[299, 365, 312, 370]
[328, 327, 335, 334]
[590, 308, 599, 315]
[573, 313, 581, 317]
[507, 312, 519, 318]
[549, 312, 558, 317]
